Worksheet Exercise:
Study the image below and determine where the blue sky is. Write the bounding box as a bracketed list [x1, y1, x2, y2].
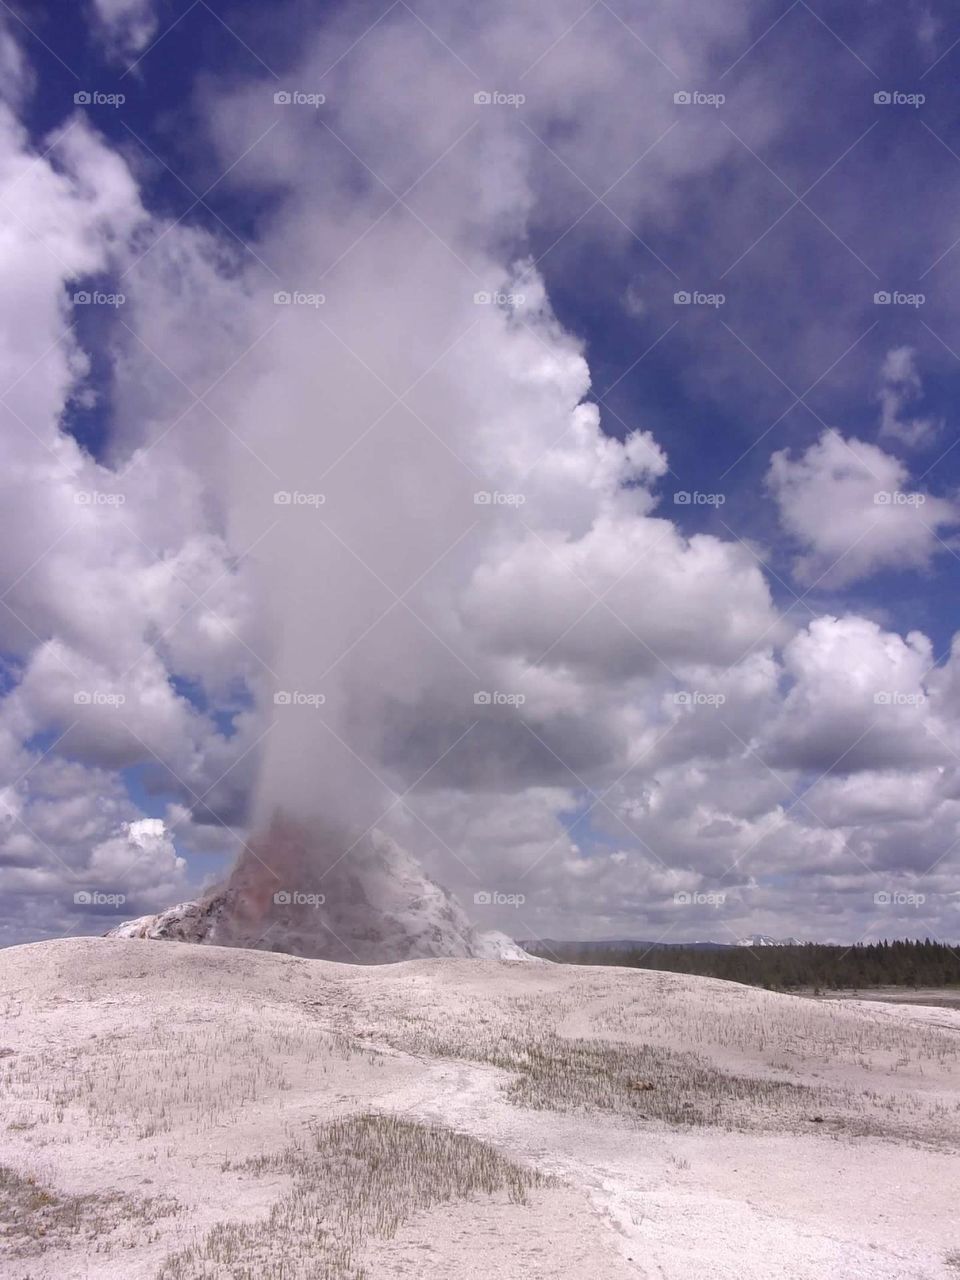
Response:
[30, 0, 960, 645]
[2, 0, 960, 947]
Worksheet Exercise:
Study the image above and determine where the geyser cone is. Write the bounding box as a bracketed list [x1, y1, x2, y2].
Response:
[108, 812, 530, 963]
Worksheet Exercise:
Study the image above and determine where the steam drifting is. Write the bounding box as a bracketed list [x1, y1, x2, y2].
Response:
[6, 1, 960, 950]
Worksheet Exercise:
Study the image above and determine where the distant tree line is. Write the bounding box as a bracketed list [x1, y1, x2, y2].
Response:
[527, 939, 960, 991]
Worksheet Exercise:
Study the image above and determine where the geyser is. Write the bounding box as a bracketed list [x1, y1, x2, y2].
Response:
[110, 813, 528, 961]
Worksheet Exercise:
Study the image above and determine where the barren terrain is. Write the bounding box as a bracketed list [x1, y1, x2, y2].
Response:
[2, 938, 959, 1278]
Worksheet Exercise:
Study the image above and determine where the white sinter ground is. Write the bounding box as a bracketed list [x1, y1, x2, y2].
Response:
[1, 937, 959, 1278]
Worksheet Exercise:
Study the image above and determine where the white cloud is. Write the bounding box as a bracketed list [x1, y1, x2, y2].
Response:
[766, 430, 957, 586]
[87, 818, 186, 897]
[0, 21, 32, 106]
[765, 615, 942, 774]
[877, 347, 942, 448]
[463, 513, 782, 679]
[90, 0, 157, 59]
[2, 5, 960, 949]
[0, 90, 259, 941]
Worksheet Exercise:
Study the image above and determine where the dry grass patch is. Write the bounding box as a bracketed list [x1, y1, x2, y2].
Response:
[409, 1028, 834, 1130]
[0, 1164, 177, 1262]
[373, 977, 960, 1145]
[591, 987, 960, 1071]
[158, 1112, 548, 1280]
[1, 1011, 371, 1141]
[502, 1035, 829, 1127]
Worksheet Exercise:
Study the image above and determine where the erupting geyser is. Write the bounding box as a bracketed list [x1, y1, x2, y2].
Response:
[106, 92, 660, 964]
[110, 814, 528, 962]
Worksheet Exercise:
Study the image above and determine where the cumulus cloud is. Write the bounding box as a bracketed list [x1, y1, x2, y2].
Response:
[766, 615, 941, 774]
[87, 818, 186, 900]
[0, 92, 263, 941]
[877, 347, 942, 448]
[0, 22, 32, 107]
[3, 1, 960, 949]
[766, 431, 957, 587]
[89, 0, 157, 59]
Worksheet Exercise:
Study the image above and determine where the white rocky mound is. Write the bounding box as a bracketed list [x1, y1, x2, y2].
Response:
[4, 939, 960, 1279]
[108, 815, 529, 963]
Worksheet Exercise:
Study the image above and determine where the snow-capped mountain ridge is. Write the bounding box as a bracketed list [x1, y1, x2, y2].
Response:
[735, 934, 803, 947]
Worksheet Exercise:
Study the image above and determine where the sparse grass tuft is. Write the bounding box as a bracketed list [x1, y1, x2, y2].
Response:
[0, 1164, 177, 1259]
[158, 1112, 547, 1280]
[502, 1035, 825, 1127]
[0, 1007, 369, 1140]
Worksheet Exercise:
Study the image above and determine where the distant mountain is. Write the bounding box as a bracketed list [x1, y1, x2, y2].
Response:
[735, 935, 803, 947]
[524, 938, 736, 954]
[523, 936, 806, 954]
